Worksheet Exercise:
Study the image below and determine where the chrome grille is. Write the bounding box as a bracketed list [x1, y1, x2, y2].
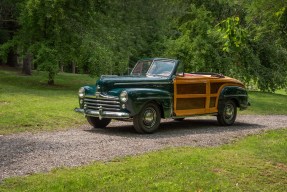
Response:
[84, 96, 121, 111]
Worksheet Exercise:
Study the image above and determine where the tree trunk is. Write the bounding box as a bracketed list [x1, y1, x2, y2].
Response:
[48, 79, 54, 85]
[60, 65, 64, 72]
[48, 72, 55, 85]
[22, 53, 32, 75]
[72, 62, 76, 73]
[7, 49, 18, 67]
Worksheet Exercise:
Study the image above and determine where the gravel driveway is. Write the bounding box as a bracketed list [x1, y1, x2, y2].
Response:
[1, 115, 286, 180]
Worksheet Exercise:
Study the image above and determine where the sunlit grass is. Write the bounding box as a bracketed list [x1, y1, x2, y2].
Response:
[1, 128, 286, 191]
[0, 68, 96, 135]
[240, 91, 287, 115]
[275, 89, 287, 95]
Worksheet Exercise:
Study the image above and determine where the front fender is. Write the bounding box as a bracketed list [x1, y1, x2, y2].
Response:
[121, 88, 172, 117]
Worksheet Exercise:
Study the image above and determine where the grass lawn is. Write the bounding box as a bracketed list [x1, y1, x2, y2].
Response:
[239, 91, 287, 115]
[0, 67, 286, 134]
[0, 128, 286, 191]
[1, 68, 286, 191]
[0, 68, 96, 135]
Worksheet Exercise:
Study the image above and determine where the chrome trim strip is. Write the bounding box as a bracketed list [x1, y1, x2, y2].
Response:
[87, 110, 129, 119]
[136, 96, 172, 100]
[86, 106, 121, 111]
[74, 108, 129, 118]
[85, 102, 120, 108]
[75, 108, 84, 113]
[84, 99, 120, 104]
[85, 94, 119, 100]
[114, 82, 171, 85]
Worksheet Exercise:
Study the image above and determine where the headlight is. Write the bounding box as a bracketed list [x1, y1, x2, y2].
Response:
[120, 91, 128, 103]
[78, 87, 85, 98]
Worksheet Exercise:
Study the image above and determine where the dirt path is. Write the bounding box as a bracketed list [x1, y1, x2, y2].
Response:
[1, 115, 286, 180]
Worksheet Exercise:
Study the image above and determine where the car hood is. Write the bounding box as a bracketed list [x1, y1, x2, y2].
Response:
[96, 75, 171, 93]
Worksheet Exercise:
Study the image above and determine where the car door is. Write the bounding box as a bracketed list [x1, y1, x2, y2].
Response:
[173, 76, 212, 116]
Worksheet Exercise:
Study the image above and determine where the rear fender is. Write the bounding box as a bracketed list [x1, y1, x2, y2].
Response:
[218, 86, 249, 111]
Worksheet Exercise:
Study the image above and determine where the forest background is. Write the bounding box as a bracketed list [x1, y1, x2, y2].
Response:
[0, 0, 286, 92]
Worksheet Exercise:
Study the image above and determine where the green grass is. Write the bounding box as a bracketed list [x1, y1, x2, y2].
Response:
[240, 91, 287, 115]
[276, 89, 287, 95]
[1, 128, 286, 191]
[0, 68, 96, 135]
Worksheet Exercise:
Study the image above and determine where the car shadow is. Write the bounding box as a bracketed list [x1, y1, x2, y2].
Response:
[84, 117, 267, 139]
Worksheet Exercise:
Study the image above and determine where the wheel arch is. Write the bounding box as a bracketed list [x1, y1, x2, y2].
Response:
[124, 88, 172, 118]
[218, 86, 248, 111]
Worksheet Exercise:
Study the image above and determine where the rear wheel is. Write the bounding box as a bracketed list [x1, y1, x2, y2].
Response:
[217, 100, 237, 126]
[133, 102, 161, 133]
[86, 116, 111, 128]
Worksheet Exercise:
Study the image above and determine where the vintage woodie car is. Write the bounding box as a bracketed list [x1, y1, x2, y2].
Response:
[75, 58, 249, 133]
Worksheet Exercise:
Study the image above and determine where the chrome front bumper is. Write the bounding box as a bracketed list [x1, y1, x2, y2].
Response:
[74, 108, 130, 119]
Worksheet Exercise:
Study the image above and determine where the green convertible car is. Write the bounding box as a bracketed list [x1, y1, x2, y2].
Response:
[75, 58, 249, 133]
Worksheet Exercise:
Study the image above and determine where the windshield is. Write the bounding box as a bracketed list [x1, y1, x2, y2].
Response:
[131, 60, 176, 77]
[131, 60, 152, 76]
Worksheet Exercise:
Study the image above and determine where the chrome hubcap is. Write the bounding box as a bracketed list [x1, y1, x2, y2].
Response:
[143, 107, 156, 127]
[224, 104, 234, 121]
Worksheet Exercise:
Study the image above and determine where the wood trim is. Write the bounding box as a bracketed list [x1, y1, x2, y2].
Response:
[173, 78, 177, 113]
[173, 77, 244, 116]
[176, 94, 206, 98]
[209, 108, 218, 113]
[205, 81, 210, 113]
[175, 109, 206, 116]
[174, 79, 208, 84]
[174, 78, 208, 115]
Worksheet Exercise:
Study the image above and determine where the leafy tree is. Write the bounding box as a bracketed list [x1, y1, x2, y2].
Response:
[0, 0, 22, 67]
[165, 0, 287, 92]
[0, 0, 285, 90]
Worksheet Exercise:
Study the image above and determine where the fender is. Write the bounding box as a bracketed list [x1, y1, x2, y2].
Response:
[108, 88, 173, 117]
[218, 86, 249, 111]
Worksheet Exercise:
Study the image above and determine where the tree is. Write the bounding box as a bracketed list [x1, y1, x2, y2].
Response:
[0, 0, 21, 67]
[164, 0, 287, 92]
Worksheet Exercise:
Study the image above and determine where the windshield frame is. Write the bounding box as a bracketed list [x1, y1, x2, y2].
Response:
[131, 59, 177, 78]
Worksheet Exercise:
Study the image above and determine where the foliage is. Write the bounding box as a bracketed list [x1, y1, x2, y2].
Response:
[1, 128, 286, 191]
[215, 16, 247, 52]
[0, 0, 175, 83]
[0, 0, 286, 90]
[165, 0, 287, 92]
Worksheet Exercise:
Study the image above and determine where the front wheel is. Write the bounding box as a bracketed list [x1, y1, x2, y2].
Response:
[86, 116, 111, 128]
[217, 100, 237, 126]
[133, 102, 161, 133]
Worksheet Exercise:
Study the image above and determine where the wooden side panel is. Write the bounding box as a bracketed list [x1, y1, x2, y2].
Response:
[173, 76, 245, 116]
[174, 78, 209, 116]
[176, 98, 205, 110]
[210, 82, 225, 94]
[177, 83, 206, 94]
